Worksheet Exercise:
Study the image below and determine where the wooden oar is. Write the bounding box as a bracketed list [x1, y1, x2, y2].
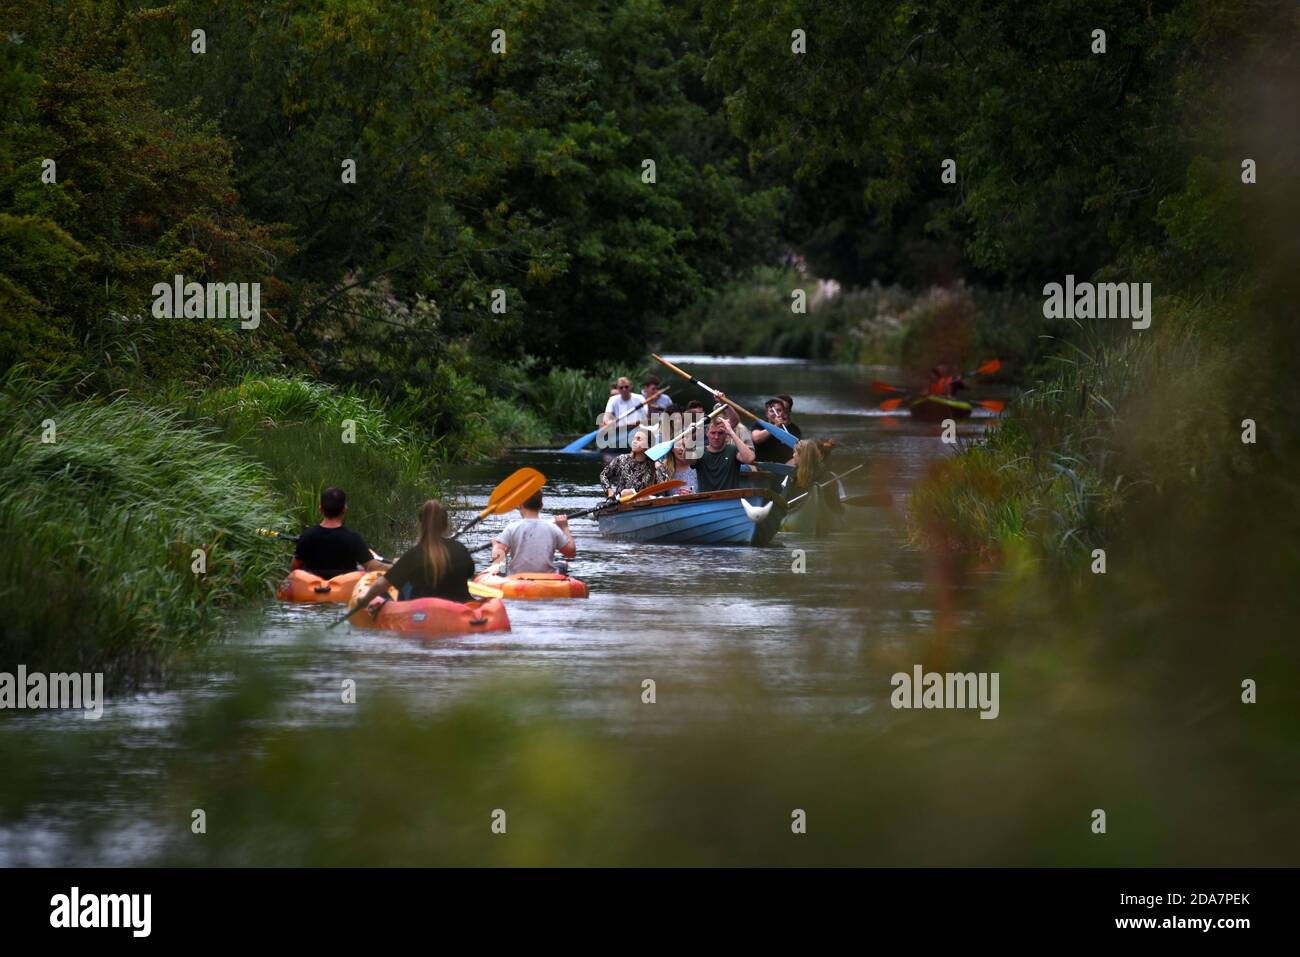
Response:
[786, 464, 865, 507]
[652, 354, 798, 448]
[560, 388, 668, 453]
[454, 467, 546, 538]
[647, 405, 724, 461]
[566, 479, 687, 521]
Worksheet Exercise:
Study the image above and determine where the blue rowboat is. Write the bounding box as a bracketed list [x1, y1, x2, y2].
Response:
[596, 488, 787, 546]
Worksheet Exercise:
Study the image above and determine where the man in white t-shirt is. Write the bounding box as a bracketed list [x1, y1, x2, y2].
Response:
[490, 490, 577, 574]
[603, 377, 648, 427]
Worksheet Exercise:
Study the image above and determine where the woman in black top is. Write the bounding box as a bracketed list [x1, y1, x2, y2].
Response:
[353, 500, 476, 614]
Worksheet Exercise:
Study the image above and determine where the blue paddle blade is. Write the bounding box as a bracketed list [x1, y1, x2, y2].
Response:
[765, 422, 798, 448]
[646, 438, 673, 461]
[560, 428, 600, 453]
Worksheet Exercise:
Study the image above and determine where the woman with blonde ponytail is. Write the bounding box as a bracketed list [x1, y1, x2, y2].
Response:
[353, 500, 477, 615]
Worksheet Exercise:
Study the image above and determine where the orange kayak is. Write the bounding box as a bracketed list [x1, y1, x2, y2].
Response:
[277, 569, 365, 603]
[473, 571, 589, 600]
[345, 572, 511, 636]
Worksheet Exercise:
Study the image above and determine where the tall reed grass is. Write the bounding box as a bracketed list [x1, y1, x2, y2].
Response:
[0, 371, 288, 678]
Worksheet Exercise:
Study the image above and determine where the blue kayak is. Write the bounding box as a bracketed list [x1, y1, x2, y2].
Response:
[596, 488, 786, 546]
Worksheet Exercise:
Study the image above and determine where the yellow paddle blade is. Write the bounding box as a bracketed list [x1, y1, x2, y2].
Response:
[468, 580, 505, 599]
[479, 467, 546, 518]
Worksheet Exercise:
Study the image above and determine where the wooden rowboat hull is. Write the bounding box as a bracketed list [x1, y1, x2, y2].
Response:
[596, 487, 786, 546]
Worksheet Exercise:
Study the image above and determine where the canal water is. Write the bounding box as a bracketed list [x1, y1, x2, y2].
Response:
[0, 358, 998, 865]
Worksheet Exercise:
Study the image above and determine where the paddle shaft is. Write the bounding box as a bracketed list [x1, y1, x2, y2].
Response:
[564, 388, 669, 452]
[453, 467, 546, 538]
[786, 463, 865, 507]
[647, 404, 724, 461]
[652, 354, 764, 425]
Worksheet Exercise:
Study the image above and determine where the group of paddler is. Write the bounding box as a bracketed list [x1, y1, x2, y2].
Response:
[266, 355, 1002, 632]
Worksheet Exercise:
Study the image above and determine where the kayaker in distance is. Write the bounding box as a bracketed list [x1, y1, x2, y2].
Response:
[353, 500, 477, 615]
[490, 490, 576, 574]
[600, 427, 659, 498]
[694, 408, 755, 492]
[752, 397, 802, 464]
[293, 487, 389, 580]
[602, 377, 649, 428]
[926, 365, 966, 397]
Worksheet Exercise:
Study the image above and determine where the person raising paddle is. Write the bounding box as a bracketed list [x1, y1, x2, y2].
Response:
[752, 397, 802, 464]
[693, 406, 755, 493]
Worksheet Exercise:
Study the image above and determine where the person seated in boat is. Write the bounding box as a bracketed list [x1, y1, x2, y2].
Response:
[490, 491, 576, 574]
[353, 500, 476, 616]
[752, 397, 803, 464]
[716, 403, 754, 451]
[641, 375, 672, 413]
[787, 439, 845, 512]
[693, 412, 755, 493]
[926, 365, 966, 396]
[600, 427, 659, 499]
[655, 439, 699, 495]
[292, 487, 389, 580]
[603, 377, 649, 428]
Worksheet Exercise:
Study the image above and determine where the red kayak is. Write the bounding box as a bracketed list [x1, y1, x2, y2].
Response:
[345, 571, 511, 635]
[277, 569, 365, 603]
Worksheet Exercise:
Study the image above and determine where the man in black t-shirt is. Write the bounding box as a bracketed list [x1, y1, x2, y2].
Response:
[293, 487, 389, 579]
[753, 397, 802, 464]
[692, 413, 755, 492]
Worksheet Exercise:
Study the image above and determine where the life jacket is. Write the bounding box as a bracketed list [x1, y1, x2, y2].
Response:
[927, 376, 957, 396]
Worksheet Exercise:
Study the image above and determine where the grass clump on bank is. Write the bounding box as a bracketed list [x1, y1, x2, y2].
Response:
[184, 374, 444, 551]
[0, 371, 288, 679]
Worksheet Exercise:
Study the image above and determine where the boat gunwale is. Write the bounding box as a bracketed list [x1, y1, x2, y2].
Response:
[610, 486, 777, 512]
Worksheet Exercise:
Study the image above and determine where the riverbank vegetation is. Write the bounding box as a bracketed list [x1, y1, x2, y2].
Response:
[2, 0, 1299, 868]
[660, 268, 1055, 377]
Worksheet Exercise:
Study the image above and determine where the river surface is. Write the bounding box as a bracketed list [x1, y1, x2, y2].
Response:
[0, 358, 998, 865]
